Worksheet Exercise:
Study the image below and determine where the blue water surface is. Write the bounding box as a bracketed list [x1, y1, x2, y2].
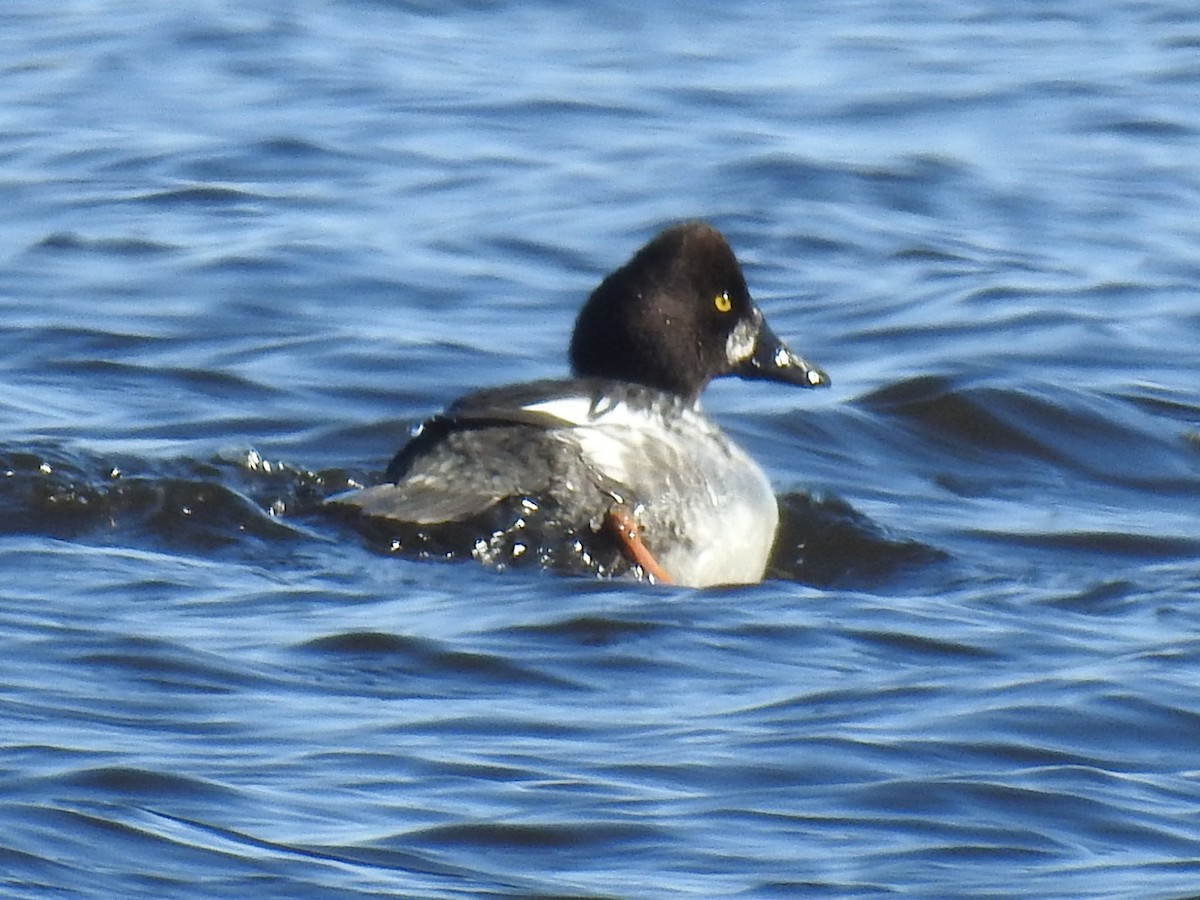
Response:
[3, 1, 1200, 897]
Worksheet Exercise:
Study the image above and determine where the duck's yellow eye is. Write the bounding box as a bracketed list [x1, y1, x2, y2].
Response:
[714, 291, 732, 313]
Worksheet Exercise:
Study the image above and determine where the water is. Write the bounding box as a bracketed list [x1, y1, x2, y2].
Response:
[2, 1, 1200, 896]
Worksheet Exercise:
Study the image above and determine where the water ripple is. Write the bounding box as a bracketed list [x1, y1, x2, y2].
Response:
[3, 0, 1200, 897]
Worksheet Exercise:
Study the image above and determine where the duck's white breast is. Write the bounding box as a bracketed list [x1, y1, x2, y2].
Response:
[527, 396, 779, 587]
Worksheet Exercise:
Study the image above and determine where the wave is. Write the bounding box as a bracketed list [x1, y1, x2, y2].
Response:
[0, 440, 938, 589]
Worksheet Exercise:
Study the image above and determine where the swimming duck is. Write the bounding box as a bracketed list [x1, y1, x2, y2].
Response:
[328, 222, 829, 587]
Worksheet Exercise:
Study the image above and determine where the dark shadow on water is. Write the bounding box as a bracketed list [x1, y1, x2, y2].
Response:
[0, 443, 318, 554]
[768, 491, 946, 589]
[0, 441, 944, 590]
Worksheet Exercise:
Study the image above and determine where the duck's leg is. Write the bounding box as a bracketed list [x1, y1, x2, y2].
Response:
[606, 505, 672, 584]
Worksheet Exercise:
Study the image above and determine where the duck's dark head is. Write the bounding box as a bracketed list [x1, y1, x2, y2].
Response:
[568, 222, 829, 404]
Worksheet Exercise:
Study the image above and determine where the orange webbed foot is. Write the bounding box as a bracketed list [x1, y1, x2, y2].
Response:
[605, 505, 671, 585]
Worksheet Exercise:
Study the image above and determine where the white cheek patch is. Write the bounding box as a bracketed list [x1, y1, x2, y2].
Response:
[725, 317, 758, 364]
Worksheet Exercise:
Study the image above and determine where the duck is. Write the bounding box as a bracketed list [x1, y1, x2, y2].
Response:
[327, 222, 829, 587]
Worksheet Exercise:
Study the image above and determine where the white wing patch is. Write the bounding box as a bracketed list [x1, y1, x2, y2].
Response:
[522, 396, 667, 486]
[522, 395, 678, 430]
[521, 392, 778, 586]
[521, 396, 598, 426]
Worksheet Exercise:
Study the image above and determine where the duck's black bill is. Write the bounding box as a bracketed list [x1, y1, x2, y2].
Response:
[738, 321, 830, 389]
